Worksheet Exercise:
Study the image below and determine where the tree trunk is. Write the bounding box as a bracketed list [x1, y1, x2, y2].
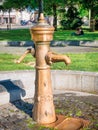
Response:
[90, 9, 95, 32]
[88, 9, 91, 28]
[53, 4, 57, 31]
[7, 9, 11, 30]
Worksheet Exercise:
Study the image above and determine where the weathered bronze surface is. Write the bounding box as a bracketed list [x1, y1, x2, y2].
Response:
[44, 115, 89, 130]
[30, 12, 90, 129]
[55, 117, 89, 130]
[30, 13, 56, 124]
[46, 51, 71, 65]
[16, 1, 89, 128]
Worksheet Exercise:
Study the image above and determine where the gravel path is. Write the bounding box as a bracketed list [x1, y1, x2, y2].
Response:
[0, 44, 98, 55]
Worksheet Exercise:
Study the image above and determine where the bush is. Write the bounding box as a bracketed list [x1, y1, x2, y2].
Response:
[60, 17, 84, 30]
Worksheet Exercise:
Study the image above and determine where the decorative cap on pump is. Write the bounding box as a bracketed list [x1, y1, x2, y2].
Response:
[30, 0, 54, 42]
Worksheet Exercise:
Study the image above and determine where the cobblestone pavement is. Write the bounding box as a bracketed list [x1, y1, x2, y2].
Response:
[0, 92, 98, 130]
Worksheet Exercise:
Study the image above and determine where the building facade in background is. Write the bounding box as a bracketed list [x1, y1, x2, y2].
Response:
[0, 0, 53, 26]
[0, 8, 38, 25]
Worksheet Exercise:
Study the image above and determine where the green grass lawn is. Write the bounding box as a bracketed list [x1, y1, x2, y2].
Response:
[0, 53, 35, 71]
[0, 29, 31, 41]
[0, 52, 98, 72]
[54, 30, 98, 41]
[0, 29, 98, 41]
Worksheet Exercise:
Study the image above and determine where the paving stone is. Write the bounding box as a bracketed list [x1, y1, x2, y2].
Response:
[0, 92, 98, 130]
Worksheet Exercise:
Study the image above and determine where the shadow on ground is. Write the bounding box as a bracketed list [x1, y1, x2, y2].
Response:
[0, 79, 33, 117]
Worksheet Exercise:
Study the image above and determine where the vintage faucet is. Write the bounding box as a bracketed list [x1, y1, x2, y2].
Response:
[15, 0, 71, 124]
[16, 13, 71, 123]
[15, 47, 71, 65]
[15, 0, 89, 129]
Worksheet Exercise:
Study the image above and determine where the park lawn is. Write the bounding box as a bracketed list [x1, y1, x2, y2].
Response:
[54, 30, 98, 40]
[0, 53, 35, 71]
[0, 29, 98, 41]
[0, 52, 98, 72]
[0, 29, 31, 41]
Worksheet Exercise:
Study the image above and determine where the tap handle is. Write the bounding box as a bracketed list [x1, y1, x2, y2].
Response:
[15, 48, 35, 64]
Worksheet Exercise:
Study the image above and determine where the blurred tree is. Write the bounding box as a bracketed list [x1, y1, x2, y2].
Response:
[3, 0, 98, 31]
[60, 5, 83, 30]
[79, 0, 98, 31]
[44, 0, 66, 30]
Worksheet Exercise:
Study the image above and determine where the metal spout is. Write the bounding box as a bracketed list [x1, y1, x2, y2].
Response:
[46, 51, 71, 65]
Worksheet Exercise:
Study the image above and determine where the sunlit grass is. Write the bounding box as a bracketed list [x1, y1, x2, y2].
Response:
[0, 29, 31, 41]
[0, 53, 35, 71]
[0, 52, 98, 72]
[0, 29, 98, 41]
[53, 30, 98, 40]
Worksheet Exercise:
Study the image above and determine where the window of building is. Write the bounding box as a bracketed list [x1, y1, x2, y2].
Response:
[3, 17, 8, 23]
